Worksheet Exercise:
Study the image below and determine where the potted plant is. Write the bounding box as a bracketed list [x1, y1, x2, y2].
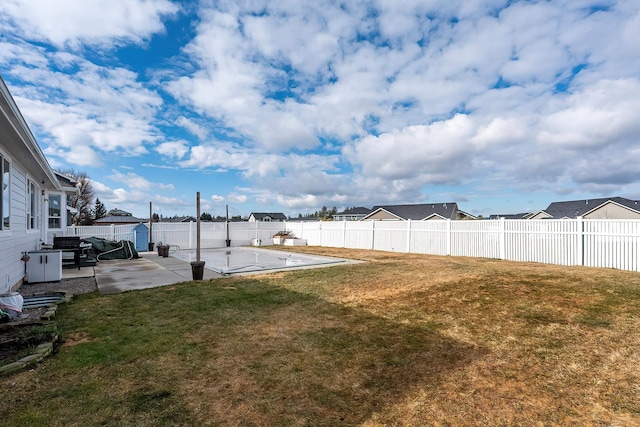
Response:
[273, 230, 293, 245]
[156, 242, 170, 257]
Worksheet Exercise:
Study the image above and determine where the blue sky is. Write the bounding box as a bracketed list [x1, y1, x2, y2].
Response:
[1, 0, 639, 219]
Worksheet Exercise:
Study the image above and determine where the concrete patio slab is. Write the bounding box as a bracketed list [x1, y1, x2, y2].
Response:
[92, 248, 357, 294]
[62, 266, 95, 280]
[95, 252, 223, 294]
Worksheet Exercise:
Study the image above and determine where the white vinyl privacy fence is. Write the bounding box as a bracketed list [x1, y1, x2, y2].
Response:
[68, 218, 640, 272]
[67, 222, 287, 252]
[149, 221, 286, 249]
[67, 224, 137, 242]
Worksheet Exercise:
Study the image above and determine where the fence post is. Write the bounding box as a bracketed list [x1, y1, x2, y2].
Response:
[189, 221, 194, 250]
[343, 220, 347, 248]
[371, 220, 375, 250]
[406, 219, 412, 253]
[111, 224, 115, 241]
[446, 219, 451, 255]
[499, 218, 506, 260]
[577, 216, 584, 266]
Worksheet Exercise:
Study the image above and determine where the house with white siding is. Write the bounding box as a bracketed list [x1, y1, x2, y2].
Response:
[333, 207, 372, 221]
[248, 212, 287, 222]
[0, 76, 77, 293]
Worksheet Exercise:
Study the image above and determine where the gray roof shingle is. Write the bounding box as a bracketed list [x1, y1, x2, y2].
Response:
[335, 207, 372, 215]
[94, 214, 142, 224]
[542, 197, 640, 218]
[251, 212, 287, 220]
[368, 203, 458, 220]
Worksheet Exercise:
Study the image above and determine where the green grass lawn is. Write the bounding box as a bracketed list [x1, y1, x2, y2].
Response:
[2, 247, 640, 426]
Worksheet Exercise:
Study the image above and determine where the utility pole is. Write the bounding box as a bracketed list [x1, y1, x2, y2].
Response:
[148, 201, 153, 251]
[190, 192, 205, 280]
[226, 204, 231, 247]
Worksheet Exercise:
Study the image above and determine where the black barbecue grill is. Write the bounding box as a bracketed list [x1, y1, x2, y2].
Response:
[53, 236, 83, 269]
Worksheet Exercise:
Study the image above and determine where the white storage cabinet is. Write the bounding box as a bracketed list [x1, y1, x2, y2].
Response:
[27, 250, 62, 283]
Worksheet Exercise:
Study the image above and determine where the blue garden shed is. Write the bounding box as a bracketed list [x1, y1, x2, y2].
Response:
[133, 223, 149, 252]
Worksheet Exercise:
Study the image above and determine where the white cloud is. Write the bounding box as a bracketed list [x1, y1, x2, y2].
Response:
[472, 117, 529, 148]
[227, 193, 247, 203]
[90, 181, 145, 212]
[537, 79, 640, 149]
[92, 179, 191, 217]
[0, 40, 49, 69]
[211, 195, 225, 203]
[153, 194, 188, 206]
[175, 116, 208, 140]
[109, 170, 174, 191]
[3, 0, 640, 215]
[179, 143, 282, 178]
[3, 45, 163, 167]
[345, 114, 477, 184]
[277, 194, 319, 210]
[15, 96, 157, 165]
[241, 1, 355, 76]
[255, 107, 319, 151]
[156, 141, 189, 159]
[46, 144, 102, 167]
[0, 0, 178, 47]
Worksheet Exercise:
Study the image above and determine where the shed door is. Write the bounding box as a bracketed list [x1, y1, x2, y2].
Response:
[134, 224, 149, 251]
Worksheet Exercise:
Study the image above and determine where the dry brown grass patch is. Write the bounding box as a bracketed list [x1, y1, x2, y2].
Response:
[2, 247, 640, 426]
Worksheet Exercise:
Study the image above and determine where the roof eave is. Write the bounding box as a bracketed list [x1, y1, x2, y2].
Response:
[0, 77, 61, 190]
[582, 200, 640, 217]
[422, 213, 447, 220]
[362, 207, 404, 220]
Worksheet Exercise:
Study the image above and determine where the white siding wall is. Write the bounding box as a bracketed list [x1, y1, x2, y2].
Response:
[0, 156, 43, 293]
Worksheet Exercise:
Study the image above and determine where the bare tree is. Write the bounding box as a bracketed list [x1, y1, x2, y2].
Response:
[60, 170, 95, 225]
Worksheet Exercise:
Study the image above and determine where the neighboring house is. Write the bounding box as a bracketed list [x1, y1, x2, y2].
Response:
[94, 209, 143, 225]
[164, 216, 196, 223]
[529, 197, 640, 219]
[287, 216, 320, 222]
[489, 213, 534, 220]
[248, 212, 287, 222]
[0, 76, 78, 293]
[362, 203, 465, 221]
[456, 210, 478, 220]
[333, 207, 372, 221]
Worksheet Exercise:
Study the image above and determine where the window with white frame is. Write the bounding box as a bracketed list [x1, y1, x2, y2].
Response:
[48, 194, 62, 229]
[27, 179, 39, 230]
[1, 155, 9, 230]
